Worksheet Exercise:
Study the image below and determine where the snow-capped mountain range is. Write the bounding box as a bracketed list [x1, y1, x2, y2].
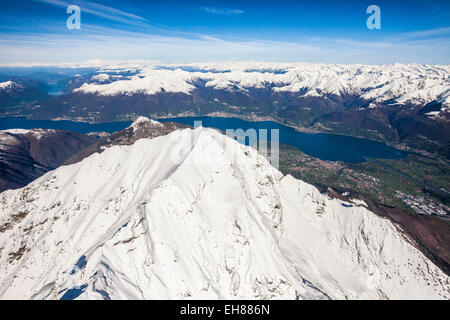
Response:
[0, 118, 448, 300]
[74, 62, 450, 114]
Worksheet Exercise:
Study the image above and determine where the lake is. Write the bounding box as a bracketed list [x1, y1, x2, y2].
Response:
[0, 116, 406, 163]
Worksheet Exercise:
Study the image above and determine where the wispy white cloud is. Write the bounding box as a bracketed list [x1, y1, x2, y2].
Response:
[1, 12, 449, 66]
[201, 6, 244, 16]
[392, 27, 450, 41]
[34, 0, 148, 25]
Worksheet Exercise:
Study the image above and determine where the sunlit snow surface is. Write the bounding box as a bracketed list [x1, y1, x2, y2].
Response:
[0, 127, 448, 300]
[75, 62, 450, 114]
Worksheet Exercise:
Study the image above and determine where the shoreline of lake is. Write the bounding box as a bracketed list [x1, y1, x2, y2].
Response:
[0, 116, 406, 163]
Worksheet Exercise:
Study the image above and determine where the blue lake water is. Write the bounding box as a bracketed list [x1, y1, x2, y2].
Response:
[0, 116, 406, 163]
[0, 117, 130, 134]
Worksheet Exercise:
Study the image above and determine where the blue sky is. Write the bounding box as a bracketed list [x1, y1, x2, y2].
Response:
[0, 0, 449, 65]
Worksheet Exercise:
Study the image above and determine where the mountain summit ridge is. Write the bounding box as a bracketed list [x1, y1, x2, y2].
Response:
[0, 127, 448, 299]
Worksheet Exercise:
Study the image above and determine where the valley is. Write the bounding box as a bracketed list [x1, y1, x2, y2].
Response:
[278, 144, 450, 273]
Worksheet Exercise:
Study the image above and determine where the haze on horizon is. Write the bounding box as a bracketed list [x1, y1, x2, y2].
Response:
[0, 0, 449, 65]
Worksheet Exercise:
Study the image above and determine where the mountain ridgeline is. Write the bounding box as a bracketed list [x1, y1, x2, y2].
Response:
[0, 120, 448, 299]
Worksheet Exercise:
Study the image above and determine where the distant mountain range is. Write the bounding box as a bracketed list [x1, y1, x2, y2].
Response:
[0, 118, 448, 300]
[0, 128, 96, 192]
[1, 62, 446, 157]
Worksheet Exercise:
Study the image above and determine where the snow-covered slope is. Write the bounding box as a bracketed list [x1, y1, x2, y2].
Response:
[0, 128, 96, 193]
[74, 62, 450, 113]
[0, 127, 448, 300]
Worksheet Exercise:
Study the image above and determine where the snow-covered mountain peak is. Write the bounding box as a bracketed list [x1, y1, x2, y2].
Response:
[0, 127, 448, 300]
[72, 62, 450, 113]
[127, 116, 163, 131]
[0, 128, 31, 135]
